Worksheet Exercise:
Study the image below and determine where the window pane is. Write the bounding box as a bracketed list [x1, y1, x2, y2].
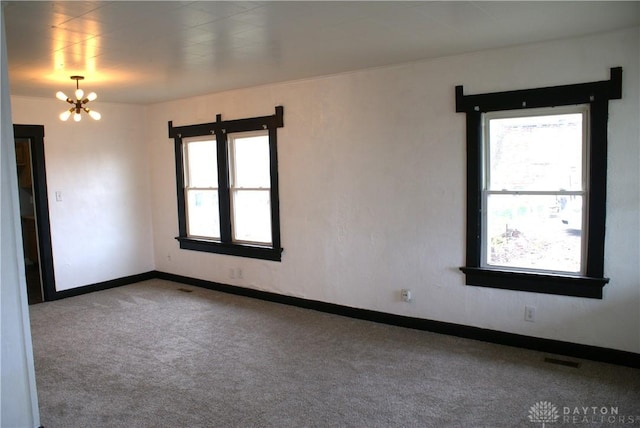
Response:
[187, 189, 220, 238]
[486, 194, 582, 273]
[232, 190, 271, 244]
[187, 140, 217, 187]
[488, 113, 583, 191]
[233, 134, 270, 188]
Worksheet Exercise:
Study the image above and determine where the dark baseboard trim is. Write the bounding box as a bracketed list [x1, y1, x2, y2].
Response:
[50, 271, 157, 300]
[154, 271, 640, 369]
[46, 270, 639, 369]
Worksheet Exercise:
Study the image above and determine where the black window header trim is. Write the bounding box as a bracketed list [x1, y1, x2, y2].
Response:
[168, 106, 284, 139]
[456, 67, 622, 113]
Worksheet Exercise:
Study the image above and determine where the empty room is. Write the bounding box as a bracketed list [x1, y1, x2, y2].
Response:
[1, 1, 639, 427]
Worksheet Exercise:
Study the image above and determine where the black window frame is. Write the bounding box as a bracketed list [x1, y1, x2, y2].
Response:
[169, 106, 284, 261]
[456, 68, 622, 299]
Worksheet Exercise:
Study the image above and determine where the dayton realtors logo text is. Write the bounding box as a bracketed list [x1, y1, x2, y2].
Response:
[563, 406, 637, 424]
[529, 401, 639, 426]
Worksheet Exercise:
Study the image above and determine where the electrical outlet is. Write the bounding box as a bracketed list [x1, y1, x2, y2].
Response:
[229, 268, 235, 279]
[237, 268, 243, 279]
[524, 305, 536, 322]
[401, 289, 412, 302]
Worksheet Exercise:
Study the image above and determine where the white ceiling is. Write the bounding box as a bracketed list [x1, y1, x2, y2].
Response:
[4, 1, 639, 105]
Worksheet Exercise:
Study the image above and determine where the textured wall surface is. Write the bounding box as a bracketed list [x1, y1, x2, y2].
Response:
[10, 97, 154, 291]
[147, 28, 639, 353]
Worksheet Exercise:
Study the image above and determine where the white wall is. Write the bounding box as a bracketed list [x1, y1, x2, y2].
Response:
[147, 27, 640, 353]
[1, 7, 40, 426]
[10, 97, 154, 291]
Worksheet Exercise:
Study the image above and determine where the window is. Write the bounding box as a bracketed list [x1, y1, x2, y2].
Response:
[456, 68, 622, 298]
[169, 107, 284, 261]
[228, 131, 273, 244]
[483, 107, 587, 274]
[184, 137, 220, 239]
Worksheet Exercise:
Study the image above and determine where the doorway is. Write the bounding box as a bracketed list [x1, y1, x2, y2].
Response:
[13, 125, 56, 303]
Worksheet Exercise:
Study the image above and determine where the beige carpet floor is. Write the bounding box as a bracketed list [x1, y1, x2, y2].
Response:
[29, 279, 640, 427]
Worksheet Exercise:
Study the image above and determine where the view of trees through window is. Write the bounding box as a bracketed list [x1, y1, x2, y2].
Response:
[484, 110, 586, 273]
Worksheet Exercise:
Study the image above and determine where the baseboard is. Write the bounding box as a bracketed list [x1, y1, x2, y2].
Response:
[154, 271, 640, 369]
[50, 271, 157, 300]
[46, 269, 640, 369]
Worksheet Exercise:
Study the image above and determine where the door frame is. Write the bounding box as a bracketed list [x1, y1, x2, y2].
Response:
[14, 124, 56, 301]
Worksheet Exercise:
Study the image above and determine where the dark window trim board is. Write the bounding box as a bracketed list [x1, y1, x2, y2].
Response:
[455, 67, 622, 299]
[168, 106, 284, 261]
[50, 270, 638, 368]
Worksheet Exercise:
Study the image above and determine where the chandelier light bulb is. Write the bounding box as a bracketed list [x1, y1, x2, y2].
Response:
[74, 112, 82, 122]
[86, 92, 97, 101]
[88, 110, 101, 120]
[56, 91, 69, 101]
[59, 110, 71, 121]
[75, 88, 84, 99]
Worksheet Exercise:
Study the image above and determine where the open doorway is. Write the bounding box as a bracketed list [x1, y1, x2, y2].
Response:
[15, 137, 42, 303]
[13, 125, 56, 303]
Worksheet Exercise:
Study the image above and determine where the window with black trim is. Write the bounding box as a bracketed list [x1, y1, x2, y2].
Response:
[482, 106, 588, 274]
[169, 106, 284, 261]
[456, 68, 622, 298]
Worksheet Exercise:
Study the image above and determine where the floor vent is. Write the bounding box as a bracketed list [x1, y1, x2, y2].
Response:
[544, 357, 581, 368]
[177, 288, 193, 293]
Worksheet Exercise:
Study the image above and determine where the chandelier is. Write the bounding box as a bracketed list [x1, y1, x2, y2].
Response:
[56, 76, 101, 121]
